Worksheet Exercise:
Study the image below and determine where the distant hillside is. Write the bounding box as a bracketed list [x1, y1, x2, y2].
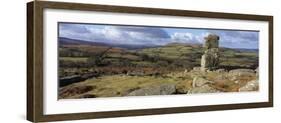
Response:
[59, 37, 258, 71]
[59, 37, 109, 46]
[166, 42, 202, 47]
[234, 48, 259, 53]
[59, 37, 159, 50]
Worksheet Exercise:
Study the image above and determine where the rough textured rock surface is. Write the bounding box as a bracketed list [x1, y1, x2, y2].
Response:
[59, 73, 98, 87]
[229, 69, 255, 76]
[188, 84, 220, 94]
[216, 68, 226, 73]
[239, 80, 259, 92]
[127, 83, 176, 96]
[175, 80, 193, 94]
[201, 34, 220, 71]
[204, 34, 219, 49]
[192, 77, 214, 87]
[193, 67, 201, 71]
[255, 67, 259, 77]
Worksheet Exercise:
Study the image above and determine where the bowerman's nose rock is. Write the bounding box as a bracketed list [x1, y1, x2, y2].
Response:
[201, 34, 220, 71]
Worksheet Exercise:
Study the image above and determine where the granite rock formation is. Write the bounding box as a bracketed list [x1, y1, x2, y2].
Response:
[201, 34, 220, 71]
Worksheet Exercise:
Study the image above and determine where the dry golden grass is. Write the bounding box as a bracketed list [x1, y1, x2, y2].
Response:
[59, 70, 258, 99]
[207, 73, 256, 92]
[59, 75, 184, 98]
[175, 80, 193, 94]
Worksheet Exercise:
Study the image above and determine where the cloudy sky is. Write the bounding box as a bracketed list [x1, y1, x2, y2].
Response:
[59, 23, 259, 49]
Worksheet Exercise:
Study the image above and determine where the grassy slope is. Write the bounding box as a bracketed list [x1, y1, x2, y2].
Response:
[59, 43, 258, 71]
[58, 43, 258, 98]
[59, 69, 256, 98]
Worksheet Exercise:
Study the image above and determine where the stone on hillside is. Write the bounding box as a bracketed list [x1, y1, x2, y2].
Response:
[216, 74, 228, 80]
[193, 67, 201, 71]
[188, 84, 220, 94]
[127, 83, 176, 96]
[216, 68, 226, 73]
[192, 77, 214, 87]
[204, 34, 219, 49]
[255, 67, 259, 77]
[239, 80, 259, 92]
[255, 67, 259, 72]
[229, 69, 255, 76]
[201, 48, 220, 71]
[59, 75, 84, 87]
[59, 73, 99, 87]
[201, 34, 220, 71]
[175, 80, 193, 94]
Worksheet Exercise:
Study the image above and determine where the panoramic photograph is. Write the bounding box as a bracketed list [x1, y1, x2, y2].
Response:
[58, 22, 259, 99]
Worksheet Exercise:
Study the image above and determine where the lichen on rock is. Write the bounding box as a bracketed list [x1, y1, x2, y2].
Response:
[201, 34, 220, 71]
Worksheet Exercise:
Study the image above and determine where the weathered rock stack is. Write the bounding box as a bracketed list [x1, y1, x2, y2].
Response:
[201, 34, 220, 71]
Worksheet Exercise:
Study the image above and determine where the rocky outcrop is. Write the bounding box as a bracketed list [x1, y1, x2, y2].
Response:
[59, 73, 99, 87]
[188, 84, 220, 94]
[239, 80, 259, 92]
[127, 83, 176, 96]
[188, 67, 259, 94]
[255, 67, 259, 77]
[229, 69, 255, 76]
[204, 34, 219, 49]
[192, 77, 214, 87]
[189, 76, 219, 94]
[201, 34, 220, 71]
[216, 69, 226, 73]
[175, 80, 193, 94]
[193, 67, 201, 71]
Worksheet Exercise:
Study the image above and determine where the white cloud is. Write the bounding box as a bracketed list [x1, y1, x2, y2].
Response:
[171, 32, 200, 44]
[206, 30, 259, 49]
[60, 24, 172, 45]
[59, 23, 259, 49]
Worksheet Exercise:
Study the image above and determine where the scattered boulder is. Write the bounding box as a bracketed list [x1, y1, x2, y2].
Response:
[193, 67, 201, 71]
[255, 67, 259, 77]
[229, 69, 255, 73]
[255, 67, 259, 72]
[230, 76, 238, 81]
[216, 69, 226, 73]
[127, 83, 176, 96]
[59, 75, 84, 87]
[60, 73, 99, 87]
[192, 77, 214, 87]
[184, 69, 189, 73]
[216, 74, 228, 80]
[239, 80, 259, 92]
[229, 69, 255, 76]
[176, 80, 193, 94]
[188, 84, 220, 94]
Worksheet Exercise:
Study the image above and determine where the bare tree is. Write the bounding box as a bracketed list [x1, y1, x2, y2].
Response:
[88, 47, 112, 66]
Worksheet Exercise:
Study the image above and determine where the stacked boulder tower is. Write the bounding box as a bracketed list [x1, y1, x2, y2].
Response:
[201, 34, 220, 71]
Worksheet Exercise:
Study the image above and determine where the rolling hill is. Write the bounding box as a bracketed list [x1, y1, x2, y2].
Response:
[58, 37, 259, 98]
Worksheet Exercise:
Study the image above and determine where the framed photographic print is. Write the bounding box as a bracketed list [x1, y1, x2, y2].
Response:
[27, 1, 273, 122]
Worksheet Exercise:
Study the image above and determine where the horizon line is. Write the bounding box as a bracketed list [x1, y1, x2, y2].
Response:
[59, 37, 259, 50]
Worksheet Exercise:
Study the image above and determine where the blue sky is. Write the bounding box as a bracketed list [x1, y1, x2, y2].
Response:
[59, 23, 259, 49]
